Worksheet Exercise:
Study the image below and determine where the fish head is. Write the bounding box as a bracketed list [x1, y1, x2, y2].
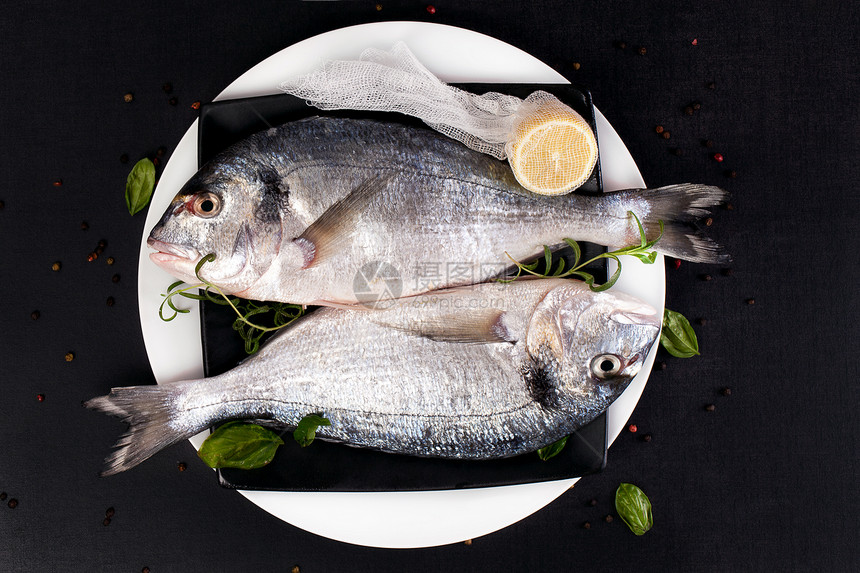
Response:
[147, 159, 285, 293]
[526, 283, 661, 405]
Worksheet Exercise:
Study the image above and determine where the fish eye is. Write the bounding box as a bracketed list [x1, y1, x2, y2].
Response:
[193, 193, 221, 218]
[591, 354, 622, 379]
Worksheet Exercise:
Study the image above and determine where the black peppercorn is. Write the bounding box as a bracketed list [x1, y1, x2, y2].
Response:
[725, 169, 738, 178]
[705, 404, 716, 412]
[105, 507, 115, 518]
[637, 46, 647, 55]
[701, 274, 713, 281]
[656, 361, 667, 370]
[8, 498, 18, 509]
[692, 102, 701, 110]
[583, 521, 591, 529]
[588, 498, 597, 506]
[156, 146, 166, 157]
[684, 106, 694, 116]
[112, 274, 120, 283]
[746, 298, 755, 305]
[696, 318, 708, 326]
[706, 81, 716, 90]
[106, 297, 115, 307]
[702, 139, 714, 148]
[642, 433, 652, 442]
[103, 517, 111, 526]
[615, 41, 627, 50]
[721, 387, 732, 396]
[31, 310, 40, 320]
[177, 462, 187, 472]
[162, 82, 173, 93]
[671, 147, 683, 156]
[168, 97, 178, 106]
[142, 568, 150, 573]
[0, 492, 6, 501]
[605, 514, 614, 523]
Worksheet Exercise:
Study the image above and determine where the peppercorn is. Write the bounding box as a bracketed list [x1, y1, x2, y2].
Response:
[31, 310, 39, 320]
[721, 268, 733, 277]
[177, 462, 187, 472]
[8, 499, 18, 509]
[123, 93, 134, 103]
[168, 97, 178, 106]
[696, 318, 708, 326]
[81, 221, 89, 231]
[684, 106, 694, 116]
[706, 81, 716, 90]
[37, 394, 45, 402]
[112, 274, 120, 283]
[53, 179, 63, 187]
[51, 261, 61, 271]
[376, 3, 382, 10]
[163, 82, 173, 93]
[0, 492, 6, 501]
[692, 101, 701, 110]
[656, 361, 667, 370]
[156, 147, 166, 157]
[65, 352, 75, 362]
[705, 217, 713, 227]
[105, 507, 115, 518]
[713, 153, 724, 162]
[637, 46, 647, 55]
[661, 131, 671, 139]
[464, 539, 473, 546]
[702, 139, 714, 148]
[191, 101, 201, 110]
[120, 153, 129, 164]
[98, 239, 106, 249]
[142, 568, 150, 573]
[106, 257, 115, 265]
[721, 387, 732, 396]
[615, 41, 627, 50]
[704, 404, 715, 412]
[426, 4, 435, 14]
[655, 125, 664, 134]
[671, 147, 682, 156]
[103, 517, 111, 526]
[572, 62, 581, 70]
[605, 514, 614, 523]
[628, 424, 637, 433]
[746, 298, 755, 305]
[724, 169, 737, 178]
[291, 566, 300, 573]
[106, 297, 115, 307]
[87, 252, 97, 262]
[582, 521, 591, 529]
[691, 38, 698, 46]
[673, 259, 681, 270]
[642, 433, 652, 442]
[701, 274, 713, 281]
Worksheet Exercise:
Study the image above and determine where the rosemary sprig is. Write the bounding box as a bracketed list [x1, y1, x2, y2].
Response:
[159, 254, 305, 354]
[500, 211, 663, 291]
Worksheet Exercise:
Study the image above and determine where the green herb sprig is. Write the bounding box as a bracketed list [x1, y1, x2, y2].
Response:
[501, 212, 662, 292]
[661, 308, 700, 357]
[125, 158, 156, 215]
[537, 436, 569, 461]
[158, 254, 305, 354]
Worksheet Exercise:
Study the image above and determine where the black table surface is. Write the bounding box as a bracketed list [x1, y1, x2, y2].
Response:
[1, 1, 857, 571]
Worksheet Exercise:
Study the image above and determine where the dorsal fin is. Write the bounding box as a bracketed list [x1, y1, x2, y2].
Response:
[295, 174, 393, 268]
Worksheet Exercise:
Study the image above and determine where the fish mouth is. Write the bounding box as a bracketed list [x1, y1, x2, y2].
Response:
[147, 238, 200, 263]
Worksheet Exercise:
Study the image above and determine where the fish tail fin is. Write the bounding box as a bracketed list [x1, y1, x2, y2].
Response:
[84, 384, 201, 476]
[632, 183, 731, 263]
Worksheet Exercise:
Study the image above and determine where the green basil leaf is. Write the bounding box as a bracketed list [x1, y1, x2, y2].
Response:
[125, 158, 156, 215]
[197, 421, 284, 469]
[615, 483, 653, 535]
[661, 308, 700, 357]
[293, 414, 331, 447]
[537, 436, 568, 461]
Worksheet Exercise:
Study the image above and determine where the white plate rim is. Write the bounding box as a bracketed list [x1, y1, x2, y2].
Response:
[137, 21, 663, 549]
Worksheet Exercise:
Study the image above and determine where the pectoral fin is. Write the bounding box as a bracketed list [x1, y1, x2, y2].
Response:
[296, 175, 393, 268]
[376, 309, 515, 345]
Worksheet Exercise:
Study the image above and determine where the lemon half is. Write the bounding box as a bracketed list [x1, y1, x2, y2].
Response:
[507, 99, 598, 196]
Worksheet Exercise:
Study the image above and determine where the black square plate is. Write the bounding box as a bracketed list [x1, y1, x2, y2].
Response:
[197, 84, 609, 492]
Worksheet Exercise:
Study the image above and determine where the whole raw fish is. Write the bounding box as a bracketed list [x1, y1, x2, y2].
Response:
[148, 116, 727, 306]
[86, 278, 660, 475]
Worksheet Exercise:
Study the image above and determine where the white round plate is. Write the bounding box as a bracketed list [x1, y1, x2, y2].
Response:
[138, 22, 664, 548]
